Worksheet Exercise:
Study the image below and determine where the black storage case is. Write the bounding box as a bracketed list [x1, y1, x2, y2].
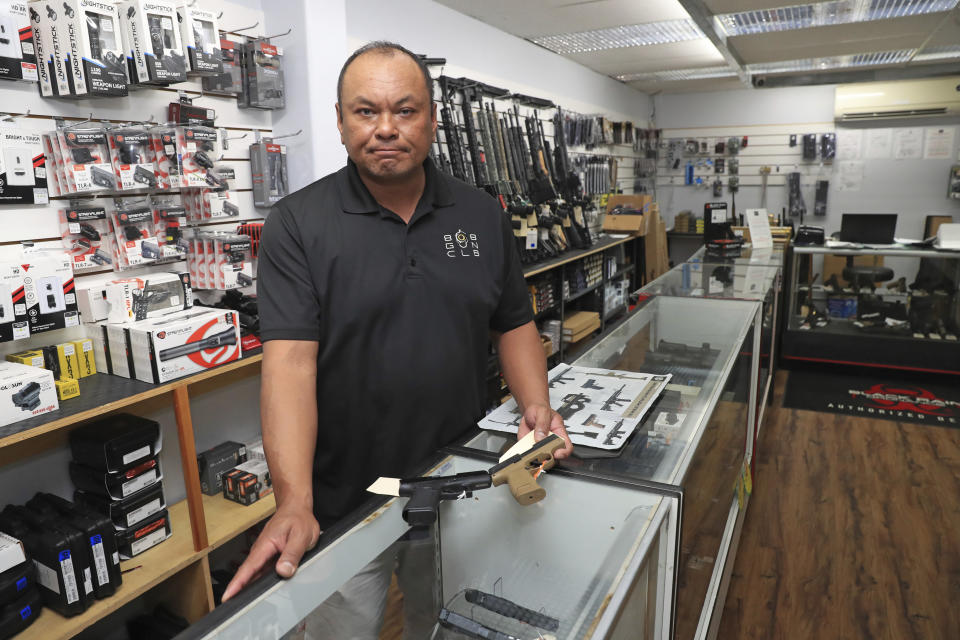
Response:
[26, 494, 122, 597]
[70, 456, 161, 500]
[115, 510, 171, 559]
[0, 508, 88, 616]
[0, 587, 42, 639]
[75, 483, 166, 530]
[0, 561, 34, 607]
[197, 441, 247, 495]
[69, 414, 161, 472]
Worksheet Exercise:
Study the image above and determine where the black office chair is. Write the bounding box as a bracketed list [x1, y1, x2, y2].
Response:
[842, 256, 893, 293]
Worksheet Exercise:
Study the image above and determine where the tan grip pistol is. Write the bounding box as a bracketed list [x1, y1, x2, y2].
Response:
[488, 434, 564, 505]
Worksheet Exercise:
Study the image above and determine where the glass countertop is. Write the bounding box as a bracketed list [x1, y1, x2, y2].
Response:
[461, 296, 759, 488]
[689, 244, 786, 267]
[636, 262, 779, 302]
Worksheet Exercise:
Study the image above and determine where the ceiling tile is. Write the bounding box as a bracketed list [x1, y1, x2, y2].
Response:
[729, 14, 944, 63]
[628, 77, 744, 93]
[924, 12, 960, 47]
[432, 0, 690, 38]
[704, 0, 833, 12]
[566, 39, 726, 74]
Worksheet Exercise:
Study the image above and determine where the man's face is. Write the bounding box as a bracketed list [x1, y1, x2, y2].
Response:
[337, 52, 437, 184]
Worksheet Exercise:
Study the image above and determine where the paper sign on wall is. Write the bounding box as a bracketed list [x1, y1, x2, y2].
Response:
[865, 129, 892, 159]
[745, 208, 773, 249]
[837, 129, 862, 160]
[893, 128, 923, 160]
[924, 127, 955, 160]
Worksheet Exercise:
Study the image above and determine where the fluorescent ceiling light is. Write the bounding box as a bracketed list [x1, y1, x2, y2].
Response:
[747, 49, 916, 73]
[616, 66, 737, 82]
[715, 0, 959, 37]
[531, 20, 704, 54]
[912, 44, 960, 61]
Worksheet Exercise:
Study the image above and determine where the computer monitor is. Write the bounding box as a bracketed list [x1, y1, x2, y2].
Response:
[839, 214, 897, 244]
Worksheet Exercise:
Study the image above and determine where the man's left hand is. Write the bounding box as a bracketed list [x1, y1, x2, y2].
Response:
[518, 403, 573, 459]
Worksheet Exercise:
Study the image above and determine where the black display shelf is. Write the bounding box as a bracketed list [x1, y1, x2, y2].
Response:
[565, 282, 602, 304]
[522, 235, 635, 278]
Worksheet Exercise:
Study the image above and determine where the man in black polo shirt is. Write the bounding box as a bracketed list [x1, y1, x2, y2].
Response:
[222, 40, 572, 627]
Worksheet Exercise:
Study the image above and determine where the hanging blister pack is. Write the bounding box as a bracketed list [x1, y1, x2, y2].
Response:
[43, 133, 65, 198]
[176, 3, 221, 76]
[250, 140, 287, 208]
[0, 1, 38, 83]
[110, 198, 158, 269]
[150, 195, 187, 260]
[108, 127, 155, 190]
[150, 126, 178, 189]
[59, 201, 115, 271]
[58, 126, 113, 193]
[0, 125, 48, 204]
[214, 235, 252, 290]
[239, 39, 284, 109]
[176, 125, 221, 188]
[117, 0, 185, 85]
[201, 36, 241, 95]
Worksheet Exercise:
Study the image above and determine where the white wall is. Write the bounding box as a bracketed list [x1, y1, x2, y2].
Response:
[654, 85, 960, 239]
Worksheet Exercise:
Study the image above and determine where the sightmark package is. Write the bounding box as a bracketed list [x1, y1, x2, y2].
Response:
[28, 0, 70, 96]
[58, 126, 113, 194]
[0, 1, 38, 82]
[197, 440, 247, 495]
[250, 140, 288, 208]
[77, 272, 191, 324]
[55, 376, 79, 400]
[110, 198, 159, 269]
[0, 253, 79, 343]
[70, 455, 162, 499]
[201, 36, 241, 95]
[75, 482, 165, 529]
[176, 2, 221, 76]
[150, 126, 178, 189]
[176, 125, 220, 187]
[0, 361, 57, 426]
[127, 306, 240, 383]
[151, 195, 187, 259]
[115, 508, 170, 559]
[117, 0, 186, 85]
[59, 202, 115, 272]
[239, 39, 284, 109]
[61, 0, 128, 96]
[0, 125, 47, 204]
[108, 127, 156, 189]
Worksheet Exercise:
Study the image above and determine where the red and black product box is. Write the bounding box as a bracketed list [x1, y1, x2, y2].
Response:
[75, 482, 165, 530]
[115, 509, 170, 559]
[0, 254, 80, 344]
[0, 2, 38, 82]
[70, 455, 162, 500]
[69, 414, 161, 472]
[59, 202, 116, 272]
[197, 441, 247, 496]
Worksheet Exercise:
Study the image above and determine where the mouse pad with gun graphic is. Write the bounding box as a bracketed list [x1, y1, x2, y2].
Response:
[479, 365, 671, 450]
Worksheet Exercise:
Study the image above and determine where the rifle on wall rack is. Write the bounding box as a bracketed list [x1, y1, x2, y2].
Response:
[437, 76, 469, 183]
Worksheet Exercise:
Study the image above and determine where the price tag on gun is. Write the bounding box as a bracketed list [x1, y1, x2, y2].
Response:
[367, 433, 564, 526]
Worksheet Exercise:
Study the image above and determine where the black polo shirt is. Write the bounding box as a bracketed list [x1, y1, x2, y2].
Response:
[257, 157, 533, 526]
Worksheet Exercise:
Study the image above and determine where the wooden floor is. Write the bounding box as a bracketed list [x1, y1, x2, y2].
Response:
[718, 370, 960, 640]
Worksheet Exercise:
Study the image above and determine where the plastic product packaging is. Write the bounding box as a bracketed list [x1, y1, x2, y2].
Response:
[239, 39, 284, 109]
[117, 0, 186, 85]
[0, 1, 39, 83]
[0, 124, 48, 204]
[59, 201, 116, 272]
[150, 126, 179, 189]
[110, 198, 158, 269]
[108, 126, 156, 190]
[249, 139, 287, 208]
[176, 2, 221, 76]
[176, 125, 221, 188]
[58, 126, 113, 194]
[150, 195, 188, 260]
[201, 36, 241, 95]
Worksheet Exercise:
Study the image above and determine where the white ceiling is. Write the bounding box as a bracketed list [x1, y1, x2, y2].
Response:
[434, 0, 960, 93]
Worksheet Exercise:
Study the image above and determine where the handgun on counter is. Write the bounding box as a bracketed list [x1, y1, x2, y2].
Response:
[367, 433, 564, 526]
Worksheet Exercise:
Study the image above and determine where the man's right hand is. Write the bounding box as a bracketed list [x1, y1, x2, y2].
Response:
[221, 505, 321, 602]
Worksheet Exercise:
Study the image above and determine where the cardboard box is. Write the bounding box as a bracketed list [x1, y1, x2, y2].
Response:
[0, 126, 48, 205]
[28, 0, 70, 96]
[176, 3, 222, 76]
[117, 0, 186, 85]
[5, 350, 43, 367]
[87, 324, 110, 375]
[235, 459, 272, 497]
[72, 338, 96, 377]
[55, 342, 80, 380]
[0, 361, 58, 426]
[197, 441, 247, 495]
[0, 532, 27, 575]
[61, 0, 128, 97]
[77, 272, 192, 324]
[0, 1, 38, 83]
[603, 194, 651, 234]
[55, 377, 79, 401]
[0, 254, 80, 344]
[126, 306, 240, 383]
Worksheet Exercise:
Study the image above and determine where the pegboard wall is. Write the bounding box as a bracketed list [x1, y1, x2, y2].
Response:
[656, 121, 960, 238]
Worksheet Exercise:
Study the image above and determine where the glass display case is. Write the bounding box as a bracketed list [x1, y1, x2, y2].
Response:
[688, 244, 787, 268]
[176, 453, 676, 640]
[783, 245, 960, 373]
[454, 296, 761, 640]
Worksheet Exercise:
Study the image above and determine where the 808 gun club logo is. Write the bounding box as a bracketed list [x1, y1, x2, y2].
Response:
[843, 383, 959, 424]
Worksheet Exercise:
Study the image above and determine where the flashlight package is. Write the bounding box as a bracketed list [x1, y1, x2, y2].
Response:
[176, 2, 221, 76]
[107, 127, 155, 190]
[176, 125, 221, 188]
[0, 126, 48, 204]
[42, 132, 66, 198]
[0, 1, 38, 83]
[150, 195, 187, 260]
[201, 36, 241, 95]
[60, 0, 128, 97]
[110, 198, 158, 269]
[0, 252, 79, 343]
[59, 201, 116, 272]
[250, 140, 287, 208]
[58, 126, 112, 194]
[239, 39, 284, 109]
[28, 0, 71, 96]
[150, 126, 179, 189]
[213, 234, 252, 290]
[125, 306, 240, 383]
[117, 0, 185, 85]
[183, 188, 236, 221]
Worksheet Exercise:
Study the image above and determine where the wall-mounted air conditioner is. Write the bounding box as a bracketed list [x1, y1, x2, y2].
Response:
[835, 77, 960, 121]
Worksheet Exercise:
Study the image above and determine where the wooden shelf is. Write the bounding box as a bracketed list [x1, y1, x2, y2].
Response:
[204, 492, 276, 551]
[21, 500, 201, 640]
[522, 235, 637, 278]
[0, 352, 263, 449]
